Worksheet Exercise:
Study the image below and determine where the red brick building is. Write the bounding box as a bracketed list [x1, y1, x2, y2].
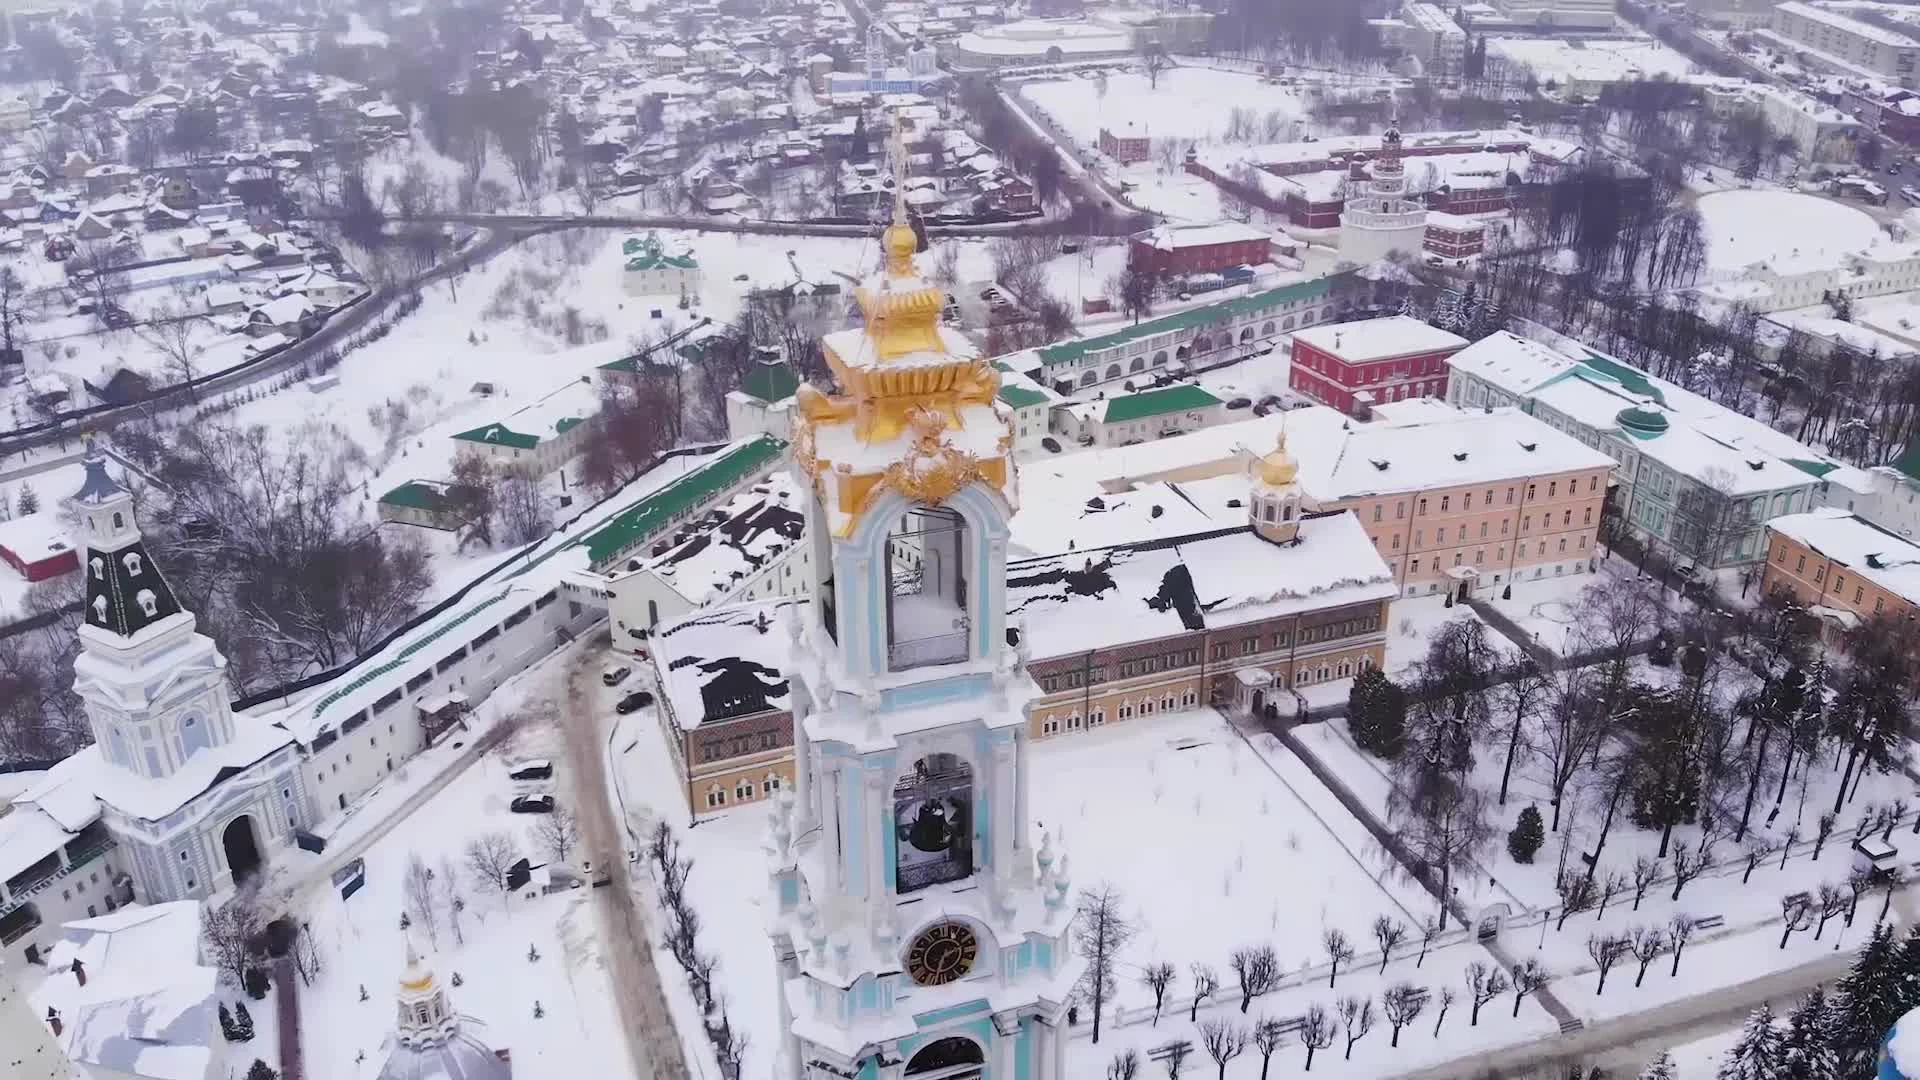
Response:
[0, 512, 79, 583]
[1128, 221, 1273, 277]
[1423, 213, 1486, 259]
[1288, 315, 1469, 416]
[1099, 125, 1152, 165]
[1850, 89, 1920, 145]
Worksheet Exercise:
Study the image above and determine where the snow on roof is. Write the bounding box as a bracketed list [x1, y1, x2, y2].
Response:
[1010, 476, 1228, 558]
[1777, 0, 1920, 47]
[36, 901, 218, 1080]
[1281, 404, 1616, 500]
[650, 598, 802, 729]
[0, 799, 79, 886]
[1769, 508, 1920, 605]
[612, 471, 805, 608]
[1291, 315, 1468, 362]
[1007, 512, 1396, 659]
[1133, 221, 1272, 251]
[0, 509, 74, 565]
[450, 378, 598, 449]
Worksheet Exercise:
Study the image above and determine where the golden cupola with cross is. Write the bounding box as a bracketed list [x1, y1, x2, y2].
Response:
[793, 127, 1014, 540]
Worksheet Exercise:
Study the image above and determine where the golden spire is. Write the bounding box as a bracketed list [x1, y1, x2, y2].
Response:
[881, 120, 916, 278]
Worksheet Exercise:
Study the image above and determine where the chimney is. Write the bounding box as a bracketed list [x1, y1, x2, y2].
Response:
[72, 958, 86, 987]
[46, 1007, 62, 1037]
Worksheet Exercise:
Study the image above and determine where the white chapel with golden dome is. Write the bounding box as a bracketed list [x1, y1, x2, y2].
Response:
[764, 140, 1081, 1080]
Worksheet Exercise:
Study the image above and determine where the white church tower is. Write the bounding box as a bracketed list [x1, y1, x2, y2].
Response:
[1, 953, 79, 1080]
[765, 159, 1081, 1080]
[68, 440, 309, 903]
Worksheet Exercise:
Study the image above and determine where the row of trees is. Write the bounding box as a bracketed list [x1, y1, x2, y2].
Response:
[648, 822, 747, 1078]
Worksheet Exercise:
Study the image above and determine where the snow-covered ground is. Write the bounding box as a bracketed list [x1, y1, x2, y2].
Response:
[289, 656, 637, 1080]
[1488, 36, 1700, 87]
[1693, 189, 1883, 277]
[1014, 67, 1309, 151]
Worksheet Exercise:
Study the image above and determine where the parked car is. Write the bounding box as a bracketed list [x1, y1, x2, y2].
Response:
[510, 794, 556, 814]
[615, 690, 655, 715]
[1040, 436, 1062, 453]
[601, 664, 632, 687]
[507, 760, 554, 783]
[1225, 397, 1252, 410]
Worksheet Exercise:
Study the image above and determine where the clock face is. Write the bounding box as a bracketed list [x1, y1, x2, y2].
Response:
[906, 922, 979, 986]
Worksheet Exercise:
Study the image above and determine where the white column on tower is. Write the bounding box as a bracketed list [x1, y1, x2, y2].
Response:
[1013, 733, 1031, 861]
[992, 738, 1016, 874]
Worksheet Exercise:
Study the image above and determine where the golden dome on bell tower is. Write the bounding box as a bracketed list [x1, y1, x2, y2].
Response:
[1257, 431, 1299, 488]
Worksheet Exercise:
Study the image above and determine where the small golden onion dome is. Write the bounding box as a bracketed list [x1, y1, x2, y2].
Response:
[882, 221, 917, 275]
[1258, 432, 1298, 487]
[399, 943, 435, 993]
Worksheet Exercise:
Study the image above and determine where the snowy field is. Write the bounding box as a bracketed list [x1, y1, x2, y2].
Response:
[1487, 37, 1699, 87]
[1693, 189, 1882, 276]
[1015, 67, 1308, 151]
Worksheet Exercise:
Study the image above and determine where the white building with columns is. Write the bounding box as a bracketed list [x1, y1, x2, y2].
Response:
[762, 192, 1080, 1080]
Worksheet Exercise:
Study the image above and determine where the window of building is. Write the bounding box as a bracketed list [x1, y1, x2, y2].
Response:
[1836, 574, 1846, 592]
[1796, 554, 1806, 572]
[1440, 495, 1450, 512]
[1396, 501, 1406, 519]
[1372, 504, 1382, 523]
[1041, 716, 1060, 735]
[1411, 558, 1421, 573]
[706, 787, 726, 808]
[1527, 483, 1536, 500]
[1391, 534, 1401, 550]
[1419, 498, 1428, 515]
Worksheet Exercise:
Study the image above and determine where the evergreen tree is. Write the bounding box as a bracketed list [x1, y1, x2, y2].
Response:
[1348, 668, 1406, 757]
[1779, 988, 1837, 1080]
[1718, 1003, 1785, 1080]
[16, 482, 38, 516]
[1828, 921, 1905, 1074]
[1638, 1052, 1677, 1080]
[245, 1061, 277, 1080]
[218, 1002, 237, 1041]
[1506, 805, 1545, 864]
[233, 1001, 255, 1042]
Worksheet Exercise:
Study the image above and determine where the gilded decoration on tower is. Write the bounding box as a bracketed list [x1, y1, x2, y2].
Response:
[792, 115, 1015, 536]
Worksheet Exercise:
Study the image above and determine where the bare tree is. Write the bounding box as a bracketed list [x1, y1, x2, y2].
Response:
[1464, 962, 1508, 1025]
[1741, 835, 1774, 884]
[1107, 1050, 1140, 1080]
[439, 857, 466, 945]
[1337, 995, 1375, 1060]
[1297, 1005, 1335, 1071]
[0, 265, 33, 364]
[1779, 893, 1814, 949]
[404, 853, 441, 948]
[201, 898, 263, 988]
[289, 922, 324, 987]
[1372, 916, 1408, 972]
[1142, 961, 1176, 1025]
[1556, 869, 1597, 930]
[1586, 933, 1630, 994]
[1250, 1016, 1286, 1080]
[1322, 927, 1354, 988]
[1667, 913, 1698, 976]
[465, 831, 518, 911]
[1495, 658, 1547, 806]
[73, 240, 130, 328]
[1630, 855, 1661, 911]
[1815, 884, 1849, 940]
[1074, 884, 1136, 1043]
[1430, 987, 1456, 1037]
[1669, 840, 1713, 901]
[1189, 962, 1219, 1021]
[1230, 944, 1279, 1012]
[1381, 983, 1427, 1047]
[1414, 917, 1440, 968]
[1509, 959, 1547, 1017]
[1629, 925, 1666, 987]
[1199, 1018, 1247, 1080]
[495, 464, 554, 546]
[534, 806, 580, 865]
[140, 295, 209, 397]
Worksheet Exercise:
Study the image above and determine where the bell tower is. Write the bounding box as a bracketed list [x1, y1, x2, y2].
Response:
[1249, 431, 1304, 545]
[766, 122, 1079, 1080]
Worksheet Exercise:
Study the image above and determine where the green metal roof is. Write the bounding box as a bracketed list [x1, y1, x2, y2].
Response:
[998, 384, 1049, 409]
[1786, 458, 1840, 479]
[1894, 434, 1920, 482]
[576, 435, 786, 566]
[1580, 349, 1668, 407]
[450, 423, 541, 450]
[1102, 384, 1221, 424]
[626, 251, 699, 271]
[379, 481, 448, 511]
[1037, 278, 1335, 368]
[741, 359, 799, 403]
[1615, 406, 1669, 439]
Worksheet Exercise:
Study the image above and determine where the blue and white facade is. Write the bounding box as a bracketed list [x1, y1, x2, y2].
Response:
[67, 446, 309, 902]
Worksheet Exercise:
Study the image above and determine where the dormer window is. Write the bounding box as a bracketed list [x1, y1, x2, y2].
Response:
[112, 512, 124, 530]
[136, 589, 158, 617]
[124, 552, 143, 576]
[91, 595, 107, 622]
[90, 556, 104, 579]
